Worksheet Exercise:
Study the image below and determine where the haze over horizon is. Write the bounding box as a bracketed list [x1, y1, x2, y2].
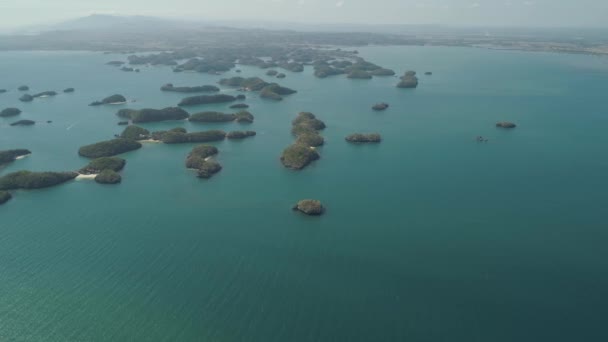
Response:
[1, 0, 608, 32]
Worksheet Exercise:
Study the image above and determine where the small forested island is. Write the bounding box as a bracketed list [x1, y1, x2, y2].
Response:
[397, 71, 419, 88]
[32, 91, 57, 98]
[117, 107, 189, 123]
[281, 144, 320, 170]
[118, 121, 129, 125]
[292, 199, 324, 216]
[276, 73, 286, 79]
[496, 121, 517, 128]
[0, 191, 11, 205]
[345, 133, 382, 143]
[78, 139, 142, 158]
[0, 108, 21, 117]
[178, 94, 236, 107]
[260, 84, 297, 101]
[372, 103, 389, 111]
[235, 110, 254, 123]
[227, 131, 256, 139]
[155, 129, 227, 144]
[189, 111, 236, 123]
[18, 85, 29, 91]
[89, 94, 127, 106]
[0, 171, 77, 190]
[424, 72, 433, 75]
[95, 170, 122, 184]
[161, 83, 220, 93]
[185, 145, 222, 178]
[63, 88, 75, 93]
[0, 149, 31, 165]
[10, 120, 35, 126]
[313, 58, 395, 79]
[172, 57, 235, 73]
[120, 125, 150, 140]
[79, 157, 126, 174]
[230, 103, 249, 109]
[219, 77, 268, 90]
[19, 94, 34, 102]
[121, 66, 134, 72]
[266, 70, 278, 76]
[236, 94, 246, 100]
[0, 89, 7, 94]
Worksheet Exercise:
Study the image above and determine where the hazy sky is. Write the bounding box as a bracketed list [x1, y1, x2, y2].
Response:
[1, 0, 607, 30]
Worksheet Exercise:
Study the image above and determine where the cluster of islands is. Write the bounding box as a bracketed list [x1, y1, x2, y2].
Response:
[0, 46, 518, 215]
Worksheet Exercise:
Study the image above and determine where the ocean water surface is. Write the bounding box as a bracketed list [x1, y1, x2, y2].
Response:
[1, 46, 608, 341]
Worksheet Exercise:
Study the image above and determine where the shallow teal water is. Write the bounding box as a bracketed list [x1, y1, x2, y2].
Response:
[1, 46, 608, 341]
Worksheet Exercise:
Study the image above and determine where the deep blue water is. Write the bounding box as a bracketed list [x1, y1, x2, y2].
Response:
[1, 46, 608, 341]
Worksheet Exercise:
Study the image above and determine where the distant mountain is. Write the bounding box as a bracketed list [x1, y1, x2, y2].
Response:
[46, 14, 206, 32]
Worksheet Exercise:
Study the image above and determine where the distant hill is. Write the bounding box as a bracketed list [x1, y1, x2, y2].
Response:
[49, 14, 203, 32]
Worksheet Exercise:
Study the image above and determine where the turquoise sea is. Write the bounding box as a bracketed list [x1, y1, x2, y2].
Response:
[1, 46, 608, 341]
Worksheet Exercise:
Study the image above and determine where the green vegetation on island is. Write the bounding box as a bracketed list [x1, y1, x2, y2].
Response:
[345, 133, 382, 143]
[188, 110, 254, 123]
[0, 149, 31, 165]
[230, 103, 249, 109]
[178, 94, 236, 107]
[0, 191, 11, 205]
[0, 108, 21, 117]
[196, 160, 222, 178]
[18, 86, 29, 91]
[219, 77, 268, 90]
[280, 144, 320, 170]
[159, 129, 226, 144]
[90, 94, 127, 106]
[32, 91, 57, 98]
[372, 103, 389, 111]
[296, 132, 324, 147]
[226, 131, 256, 139]
[189, 111, 236, 123]
[120, 125, 150, 140]
[79, 157, 126, 174]
[150, 127, 187, 141]
[397, 71, 419, 88]
[260, 84, 297, 101]
[95, 170, 122, 184]
[266, 70, 278, 76]
[292, 199, 324, 215]
[276, 73, 286, 79]
[63, 88, 75, 93]
[496, 122, 517, 128]
[78, 139, 142, 158]
[161, 83, 220, 93]
[291, 112, 326, 136]
[117, 107, 190, 123]
[173, 57, 235, 73]
[185, 145, 222, 178]
[0, 171, 77, 191]
[10, 120, 35, 126]
[19, 94, 33, 102]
